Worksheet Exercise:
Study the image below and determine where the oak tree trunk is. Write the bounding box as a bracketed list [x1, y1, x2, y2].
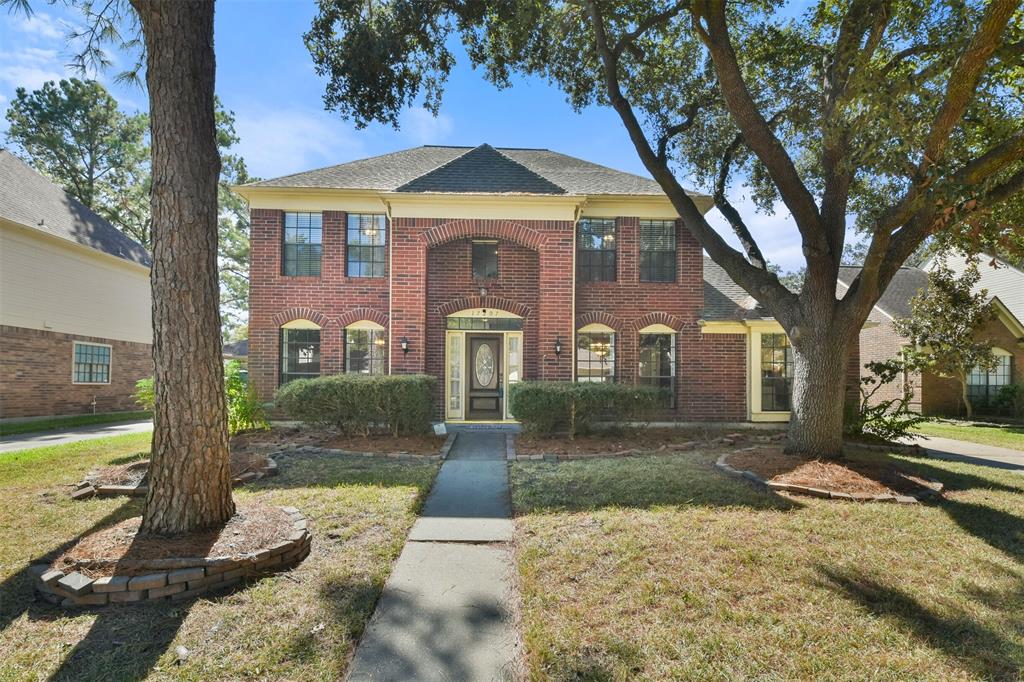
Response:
[134, 0, 235, 535]
[785, 328, 853, 459]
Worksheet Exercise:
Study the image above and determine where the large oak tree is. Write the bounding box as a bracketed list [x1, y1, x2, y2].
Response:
[306, 0, 1023, 457]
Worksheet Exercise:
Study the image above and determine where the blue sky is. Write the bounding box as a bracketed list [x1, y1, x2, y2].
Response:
[0, 0, 810, 270]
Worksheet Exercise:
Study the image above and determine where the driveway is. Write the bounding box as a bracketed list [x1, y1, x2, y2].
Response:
[907, 434, 1024, 472]
[0, 420, 153, 454]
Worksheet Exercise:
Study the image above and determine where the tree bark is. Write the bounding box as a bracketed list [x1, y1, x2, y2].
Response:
[960, 377, 973, 419]
[785, 328, 854, 458]
[133, 0, 235, 535]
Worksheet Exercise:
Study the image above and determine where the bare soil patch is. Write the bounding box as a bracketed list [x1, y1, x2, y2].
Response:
[728, 447, 936, 496]
[53, 502, 294, 578]
[516, 427, 778, 457]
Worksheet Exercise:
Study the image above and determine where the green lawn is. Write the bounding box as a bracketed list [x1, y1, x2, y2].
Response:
[0, 411, 152, 436]
[510, 448, 1024, 680]
[0, 433, 438, 681]
[914, 420, 1024, 451]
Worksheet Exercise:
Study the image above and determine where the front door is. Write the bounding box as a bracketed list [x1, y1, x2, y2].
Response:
[467, 335, 502, 420]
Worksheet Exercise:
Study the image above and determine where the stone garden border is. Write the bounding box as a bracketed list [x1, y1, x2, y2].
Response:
[71, 456, 280, 501]
[715, 447, 943, 503]
[32, 507, 311, 609]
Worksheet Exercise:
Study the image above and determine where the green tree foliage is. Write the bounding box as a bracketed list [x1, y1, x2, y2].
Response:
[4, 78, 149, 244]
[894, 260, 998, 418]
[4, 78, 252, 340]
[305, 0, 1022, 456]
[844, 357, 930, 442]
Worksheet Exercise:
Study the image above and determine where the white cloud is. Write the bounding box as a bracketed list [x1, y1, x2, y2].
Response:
[0, 46, 70, 93]
[400, 107, 454, 145]
[14, 12, 64, 41]
[233, 107, 368, 179]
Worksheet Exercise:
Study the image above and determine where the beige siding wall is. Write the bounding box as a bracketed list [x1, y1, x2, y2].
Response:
[0, 220, 151, 344]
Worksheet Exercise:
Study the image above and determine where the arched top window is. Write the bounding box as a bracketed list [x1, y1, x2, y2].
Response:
[280, 321, 321, 384]
[968, 347, 1013, 409]
[639, 324, 676, 406]
[638, 323, 676, 334]
[577, 324, 615, 382]
[345, 320, 386, 374]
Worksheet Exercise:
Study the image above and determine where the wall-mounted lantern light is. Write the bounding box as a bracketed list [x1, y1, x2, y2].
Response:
[400, 336, 410, 354]
[554, 336, 563, 358]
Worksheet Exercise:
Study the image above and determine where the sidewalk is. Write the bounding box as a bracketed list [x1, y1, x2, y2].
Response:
[347, 430, 521, 681]
[0, 420, 153, 454]
[908, 434, 1024, 472]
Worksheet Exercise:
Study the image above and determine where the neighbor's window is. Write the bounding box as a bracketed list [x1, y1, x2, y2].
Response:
[760, 333, 792, 411]
[280, 328, 321, 384]
[639, 219, 676, 282]
[472, 240, 499, 279]
[347, 213, 387, 277]
[73, 342, 111, 384]
[639, 333, 675, 406]
[968, 349, 1012, 408]
[282, 212, 323, 276]
[577, 332, 615, 382]
[577, 218, 616, 282]
[345, 327, 387, 374]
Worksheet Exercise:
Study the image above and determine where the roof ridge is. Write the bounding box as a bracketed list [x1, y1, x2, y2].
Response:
[245, 146, 435, 188]
[489, 144, 569, 193]
[393, 144, 480, 189]
[394, 143, 567, 194]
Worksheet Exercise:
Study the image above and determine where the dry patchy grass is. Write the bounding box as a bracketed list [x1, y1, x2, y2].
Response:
[915, 421, 1024, 451]
[0, 433, 437, 681]
[511, 448, 1024, 680]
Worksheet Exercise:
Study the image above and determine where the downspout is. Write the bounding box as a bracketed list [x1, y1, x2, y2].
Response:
[381, 196, 393, 375]
[571, 198, 586, 382]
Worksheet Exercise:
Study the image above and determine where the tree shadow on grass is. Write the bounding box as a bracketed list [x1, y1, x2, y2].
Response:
[510, 453, 803, 514]
[818, 566, 1024, 680]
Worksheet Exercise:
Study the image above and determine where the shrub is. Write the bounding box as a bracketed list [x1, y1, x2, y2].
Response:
[509, 381, 664, 438]
[996, 384, 1024, 418]
[275, 374, 436, 436]
[132, 362, 268, 435]
[844, 358, 931, 443]
[133, 377, 155, 412]
[225, 360, 268, 435]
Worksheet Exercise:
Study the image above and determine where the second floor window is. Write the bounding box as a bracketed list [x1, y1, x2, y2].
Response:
[577, 218, 616, 282]
[472, 240, 499, 279]
[282, 212, 323, 276]
[348, 214, 387, 277]
[640, 219, 676, 282]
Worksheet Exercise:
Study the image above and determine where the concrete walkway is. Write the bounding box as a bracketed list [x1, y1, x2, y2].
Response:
[907, 434, 1024, 472]
[0, 419, 153, 454]
[347, 430, 520, 681]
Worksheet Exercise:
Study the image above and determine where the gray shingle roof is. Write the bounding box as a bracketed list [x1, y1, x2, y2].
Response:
[247, 144, 675, 196]
[702, 257, 765, 321]
[837, 266, 928, 319]
[0, 150, 151, 267]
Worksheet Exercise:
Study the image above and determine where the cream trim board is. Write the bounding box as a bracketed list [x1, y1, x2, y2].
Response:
[992, 346, 1013, 356]
[639, 323, 677, 334]
[345, 320, 385, 331]
[281, 319, 321, 330]
[992, 297, 1024, 338]
[71, 341, 113, 386]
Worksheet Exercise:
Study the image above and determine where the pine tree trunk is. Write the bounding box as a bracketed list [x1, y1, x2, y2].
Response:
[134, 0, 235, 535]
[785, 329, 853, 459]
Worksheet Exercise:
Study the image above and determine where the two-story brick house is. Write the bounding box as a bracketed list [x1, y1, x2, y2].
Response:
[238, 144, 858, 424]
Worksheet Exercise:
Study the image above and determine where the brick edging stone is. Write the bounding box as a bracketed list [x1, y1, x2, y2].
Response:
[715, 449, 943, 503]
[33, 507, 311, 609]
[72, 456, 280, 501]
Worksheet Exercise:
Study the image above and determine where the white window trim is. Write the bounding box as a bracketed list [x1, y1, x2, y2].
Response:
[71, 341, 113, 385]
[344, 321, 387, 374]
[576, 324, 616, 382]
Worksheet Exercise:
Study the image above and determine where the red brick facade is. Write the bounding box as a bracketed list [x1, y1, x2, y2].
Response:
[0, 325, 152, 419]
[249, 208, 856, 422]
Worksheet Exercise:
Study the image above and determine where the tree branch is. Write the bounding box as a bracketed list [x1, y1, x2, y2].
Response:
[584, 0, 797, 324]
[952, 132, 1024, 186]
[612, 1, 691, 59]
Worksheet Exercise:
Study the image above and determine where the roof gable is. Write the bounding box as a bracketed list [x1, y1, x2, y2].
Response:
[396, 144, 566, 195]
[836, 265, 928, 319]
[0, 150, 151, 267]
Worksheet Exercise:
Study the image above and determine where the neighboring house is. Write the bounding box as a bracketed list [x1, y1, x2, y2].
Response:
[237, 144, 859, 423]
[223, 339, 249, 365]
[0, 150, 152, 419]
[838, 262, 1024, 416]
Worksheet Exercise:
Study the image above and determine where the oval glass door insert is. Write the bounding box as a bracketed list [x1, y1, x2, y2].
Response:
[475, 343, 495, 386]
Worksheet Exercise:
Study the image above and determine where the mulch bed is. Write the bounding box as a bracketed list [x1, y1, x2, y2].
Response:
[515, 428, 780, 457]
[232, 426, 445, 456]
[727, 447, 936, 496]
[53, 502, 294, 579]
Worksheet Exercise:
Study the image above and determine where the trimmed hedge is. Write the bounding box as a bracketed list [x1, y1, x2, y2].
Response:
[509, 381, 664, 438]
[275, 374, 437, 436]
